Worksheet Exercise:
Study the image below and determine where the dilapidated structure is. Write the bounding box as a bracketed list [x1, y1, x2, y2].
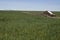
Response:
[43, 11, 56, 17]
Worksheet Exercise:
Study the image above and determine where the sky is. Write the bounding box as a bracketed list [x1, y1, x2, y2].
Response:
[0, 0, 60, 11]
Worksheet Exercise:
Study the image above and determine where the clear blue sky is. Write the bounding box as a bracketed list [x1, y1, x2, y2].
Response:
[0, 0, 60, 11]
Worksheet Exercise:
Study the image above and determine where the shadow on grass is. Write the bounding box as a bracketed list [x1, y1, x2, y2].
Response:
[0, 17, 10, 22]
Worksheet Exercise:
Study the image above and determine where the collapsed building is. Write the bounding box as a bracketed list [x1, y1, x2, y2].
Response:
[43, 11, 56, 17]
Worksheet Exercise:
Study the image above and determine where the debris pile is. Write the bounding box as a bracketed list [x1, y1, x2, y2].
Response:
[43, 11, 56, 17]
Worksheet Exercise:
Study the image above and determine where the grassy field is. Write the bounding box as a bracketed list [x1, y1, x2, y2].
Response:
[0, 11, 60, 40]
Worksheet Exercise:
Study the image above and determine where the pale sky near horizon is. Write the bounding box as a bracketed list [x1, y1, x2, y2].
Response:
[0, 0, 60, 11]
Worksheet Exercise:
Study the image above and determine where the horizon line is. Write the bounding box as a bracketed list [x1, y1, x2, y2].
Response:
[0, 9, 60, 11]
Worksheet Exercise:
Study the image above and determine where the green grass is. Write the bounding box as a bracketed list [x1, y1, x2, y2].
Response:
[0, 11, 60, 40]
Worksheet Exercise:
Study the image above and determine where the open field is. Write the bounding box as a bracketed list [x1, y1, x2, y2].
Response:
[0, 11, 60, 40]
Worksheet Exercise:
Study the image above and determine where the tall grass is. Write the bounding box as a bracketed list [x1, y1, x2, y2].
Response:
[0, 11, 60, 40]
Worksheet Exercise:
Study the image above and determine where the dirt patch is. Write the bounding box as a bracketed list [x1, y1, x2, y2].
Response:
[22, 12, 32, 14]
[22, 11, 60, 19]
